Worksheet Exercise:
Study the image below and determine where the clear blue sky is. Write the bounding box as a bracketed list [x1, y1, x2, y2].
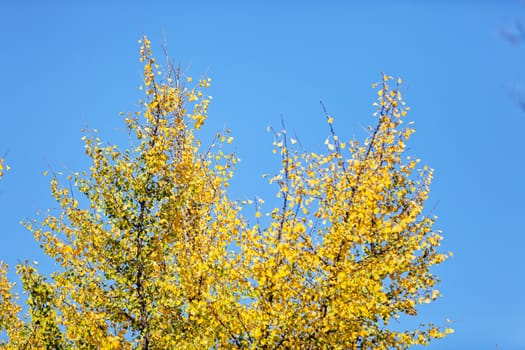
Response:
[1, 1, 524, 349]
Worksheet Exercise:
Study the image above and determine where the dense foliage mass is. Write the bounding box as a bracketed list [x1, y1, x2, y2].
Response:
[0, 37, 451, 349]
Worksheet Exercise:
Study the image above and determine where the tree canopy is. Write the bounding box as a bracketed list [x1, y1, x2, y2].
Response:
[0, 36, 452, 349]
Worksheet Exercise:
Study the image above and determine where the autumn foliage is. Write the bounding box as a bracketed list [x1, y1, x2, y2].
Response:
[0, 37, 452, 349]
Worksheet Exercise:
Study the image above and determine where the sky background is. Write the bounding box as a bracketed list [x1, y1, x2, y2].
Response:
[1, 1, 524, 349]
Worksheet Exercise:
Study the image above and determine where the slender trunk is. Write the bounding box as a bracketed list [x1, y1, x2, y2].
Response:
[136, 200, 149, 349]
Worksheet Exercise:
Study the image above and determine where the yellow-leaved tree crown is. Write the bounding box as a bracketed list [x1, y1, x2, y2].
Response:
[0, 36, 452, 349]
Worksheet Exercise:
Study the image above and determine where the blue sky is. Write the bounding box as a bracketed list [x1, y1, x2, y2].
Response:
[1, 1, 524, 349]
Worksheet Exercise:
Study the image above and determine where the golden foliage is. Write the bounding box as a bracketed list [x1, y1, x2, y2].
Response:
[0, 37, 451, 349]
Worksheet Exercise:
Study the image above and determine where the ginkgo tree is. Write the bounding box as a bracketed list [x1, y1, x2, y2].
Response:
[0, 37, 452, 349]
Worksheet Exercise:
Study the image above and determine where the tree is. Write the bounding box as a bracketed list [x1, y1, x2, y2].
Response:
[0, 36, 452, 349]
